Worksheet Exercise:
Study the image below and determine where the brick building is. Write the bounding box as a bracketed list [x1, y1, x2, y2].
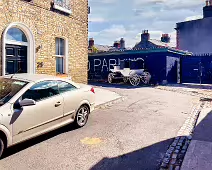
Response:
[0, 0, 89, 83]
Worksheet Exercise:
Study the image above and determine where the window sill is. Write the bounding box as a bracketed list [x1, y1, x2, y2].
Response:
[56, 74, 72, 81]
[53, 4, 72, 15]
[56, 74, 68, 77]
[53, 55, 65, 58]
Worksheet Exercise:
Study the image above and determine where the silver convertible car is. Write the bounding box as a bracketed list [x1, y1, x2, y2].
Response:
[0, 74, 95, 158]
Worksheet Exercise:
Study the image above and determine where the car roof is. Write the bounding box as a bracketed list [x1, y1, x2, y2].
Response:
[3, 73, 62, 82]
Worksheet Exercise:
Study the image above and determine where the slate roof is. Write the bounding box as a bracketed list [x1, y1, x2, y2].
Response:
[149, 39, 176, 48]
[90, 44, 132, 52]
[133, 39, 176, 49]
[94, 44, 113, 52]
[89, 39, 177, 53]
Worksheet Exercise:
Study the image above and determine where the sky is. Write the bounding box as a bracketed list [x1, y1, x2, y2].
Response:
[88, 0, 205, 48]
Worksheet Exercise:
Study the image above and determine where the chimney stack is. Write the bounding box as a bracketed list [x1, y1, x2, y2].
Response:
[113, 41, 120, 48]
[206, 0, 209, 6]
[203, 0, 212, 18]
[89, 38, 94, 47]
[141, 30, 150, 42]
[120, 38, 125, 49]
[161, 34, 171, 43]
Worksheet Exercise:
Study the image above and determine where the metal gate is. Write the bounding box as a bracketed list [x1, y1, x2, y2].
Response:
[181, 55, 212, 84]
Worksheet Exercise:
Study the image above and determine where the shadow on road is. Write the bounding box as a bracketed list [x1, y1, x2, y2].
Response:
[88, 81, 154, 89]
[2, 92, 211, 169]
[90, 107, 212, 170]
[90, 138, 175, 170]
[192, 110, 212, 142]
[180, 109, 212, 170]
[1, 124, 78, 159]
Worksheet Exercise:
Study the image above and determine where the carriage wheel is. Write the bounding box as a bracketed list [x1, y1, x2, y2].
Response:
[129, 74, 140, 86]
[108, 73, 114, 84]
[123, 77, 128, 83]
[142, 72, 151, 84]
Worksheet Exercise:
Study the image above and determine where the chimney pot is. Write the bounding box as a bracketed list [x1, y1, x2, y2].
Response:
[161, 34, 170, 43]
[113, 41, 120, 48]
[89, 38, 94, 47]
[120, 38, 125, 49]
[203, 0, 212, 17]
[141, 30, 150, 42]
[206, 0, 209, 6]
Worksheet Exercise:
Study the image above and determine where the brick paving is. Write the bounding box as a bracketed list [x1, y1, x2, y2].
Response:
[157, 84, 212, 170]
[160, 101, 205, 170]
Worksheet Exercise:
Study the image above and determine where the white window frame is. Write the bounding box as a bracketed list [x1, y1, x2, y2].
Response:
[53, 0, 72, 15]
[55, 37, 68, 74]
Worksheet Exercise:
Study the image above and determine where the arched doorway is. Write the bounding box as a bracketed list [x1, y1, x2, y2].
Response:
[2, 23, 35, 75]
[5, 27, 28, 74]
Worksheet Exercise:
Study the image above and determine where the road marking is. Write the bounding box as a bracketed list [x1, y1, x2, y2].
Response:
[80, 137, 102, 145]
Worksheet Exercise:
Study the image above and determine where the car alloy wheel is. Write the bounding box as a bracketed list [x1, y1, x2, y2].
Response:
[0, 137, 5, 159]
[75, 105, 90, 127]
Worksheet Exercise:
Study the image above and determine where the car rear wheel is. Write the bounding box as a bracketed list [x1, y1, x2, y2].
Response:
[74, 105, 90, 128]
[108, 73, 114, 84]
[0, 137, 5, 159]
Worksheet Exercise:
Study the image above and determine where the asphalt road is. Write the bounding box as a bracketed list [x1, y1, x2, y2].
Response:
[0, 84, 198, 170]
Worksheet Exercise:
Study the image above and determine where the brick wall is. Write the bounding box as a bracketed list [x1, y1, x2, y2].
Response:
[0, 0, 88, 84]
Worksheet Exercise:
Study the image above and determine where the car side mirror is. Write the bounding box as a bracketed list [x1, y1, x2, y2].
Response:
[19, 99, 36, 107]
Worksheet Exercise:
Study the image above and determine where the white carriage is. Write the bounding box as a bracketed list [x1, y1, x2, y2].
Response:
[108, 58, 151, 86]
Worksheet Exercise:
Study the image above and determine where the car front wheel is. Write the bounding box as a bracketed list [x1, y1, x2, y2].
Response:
[74, 105, 90, 128]
[0, 137, 5, 159]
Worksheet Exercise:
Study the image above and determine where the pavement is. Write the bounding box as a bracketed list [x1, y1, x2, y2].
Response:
[181, 106, 212, 170]
[157, 83, 212, 170]
[156, 83, 212, 98]
[93, 87, 123, 108]
[0, 83, 198, 170]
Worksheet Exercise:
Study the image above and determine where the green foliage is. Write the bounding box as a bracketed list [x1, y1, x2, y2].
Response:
[92, 46, 98, 53]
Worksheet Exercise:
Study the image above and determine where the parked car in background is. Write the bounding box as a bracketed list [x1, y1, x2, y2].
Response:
[0, 74, 95, 158]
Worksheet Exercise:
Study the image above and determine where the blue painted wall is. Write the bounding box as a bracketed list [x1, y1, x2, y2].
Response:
[88, 51, 182, 84]
[181, 55, 212, 84]
[177, 17, 212, 55]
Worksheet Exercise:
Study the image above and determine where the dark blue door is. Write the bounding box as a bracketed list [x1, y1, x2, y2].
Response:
[181, 56, 212, 84]
[6, 45, 27, 74]
[181, 57, 201, 83]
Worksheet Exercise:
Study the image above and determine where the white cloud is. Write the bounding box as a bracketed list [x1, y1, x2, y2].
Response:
[88, 16, 106, 23]
[185, 15, 203, 21]
[89, 0, 116, 3]
[88, 0, 203, 48]
[164, 0, 203, 9]
[89, 25, 128, 46]
[89, 25, 177, 48]
[88, 32, 99, 37]
[169, 31, 176, 45]
[133, 0, 203, 9]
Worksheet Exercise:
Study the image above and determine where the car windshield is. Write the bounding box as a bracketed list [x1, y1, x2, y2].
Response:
[0, 78, 28, 106]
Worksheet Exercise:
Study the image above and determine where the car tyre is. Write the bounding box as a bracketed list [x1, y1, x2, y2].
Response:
[0, 137, 5, 159]
[74, 105, 90, 128]
[108, 73, 114, 84]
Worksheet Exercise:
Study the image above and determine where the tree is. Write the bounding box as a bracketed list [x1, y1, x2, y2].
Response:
[92, 46, 98, 53]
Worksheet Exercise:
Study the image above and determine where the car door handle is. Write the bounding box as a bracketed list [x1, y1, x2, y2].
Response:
[55, 102, 61, 107]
